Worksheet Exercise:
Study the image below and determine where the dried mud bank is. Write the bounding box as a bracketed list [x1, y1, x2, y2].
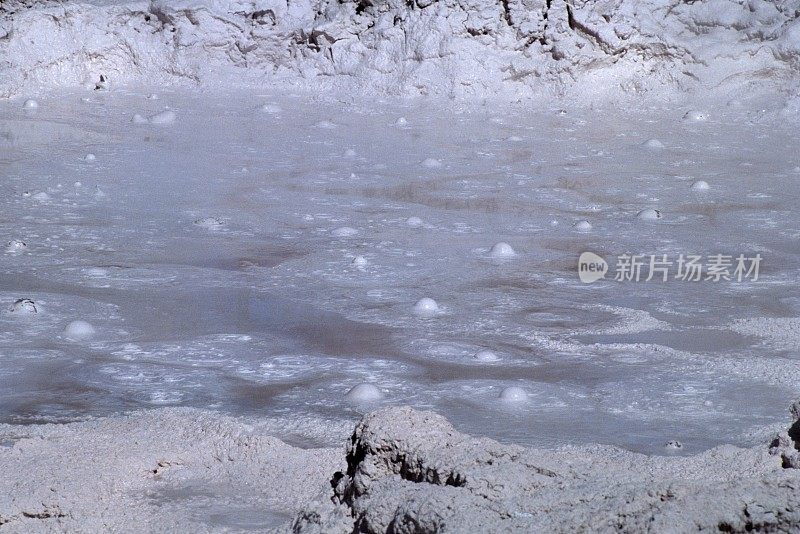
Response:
[0, 408, 344, 533]
[294, 406, 800, 533]
[3, 405, 800, 532]
[3, 0, 800, 104]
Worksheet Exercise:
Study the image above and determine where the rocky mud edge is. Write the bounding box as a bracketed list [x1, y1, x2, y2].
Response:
[2, 405, 800, 532]
[5, 0, 800, 104]
[294, 405, 800, 533]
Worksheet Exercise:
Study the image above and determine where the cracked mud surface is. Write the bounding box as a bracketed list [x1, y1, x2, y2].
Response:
[295, 406, 800, 533]
[3, 0, 800, 102]
[3, 405, 800, 532]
